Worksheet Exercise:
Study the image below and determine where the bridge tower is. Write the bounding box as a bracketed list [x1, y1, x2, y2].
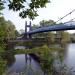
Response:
[24, 21, 32, 39]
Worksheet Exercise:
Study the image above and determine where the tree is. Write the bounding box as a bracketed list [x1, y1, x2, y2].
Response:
[32, 19, 56, 44]
[0, 0, 50, 19]
[61, 31, 70, 43]
[39, 20, 56, 44]
[5, 20, 16, 38]
[32, 24, 39, 30]
[19, 29, 25, 34]
[0, 17, 18, 40]
[15, 30, 20, 37]
[0, 16, 19, 51]
[0, 0, 4, 15]
[57, 31, 70, 44]
[40, 20, 56, 27]
[0, 17, 7, 38]
[46, 32, 55, 44]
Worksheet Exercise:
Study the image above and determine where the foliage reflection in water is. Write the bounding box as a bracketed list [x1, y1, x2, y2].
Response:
[1, 44, 75, 75]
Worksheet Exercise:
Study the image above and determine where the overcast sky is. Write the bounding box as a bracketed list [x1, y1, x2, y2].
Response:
[2, 0, 75, 33]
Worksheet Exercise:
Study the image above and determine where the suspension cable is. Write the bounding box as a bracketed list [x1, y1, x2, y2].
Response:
[63, 18, 75, 24]
[56, 9, 75, 23]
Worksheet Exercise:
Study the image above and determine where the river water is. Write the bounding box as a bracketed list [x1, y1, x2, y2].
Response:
[64, 43, 75, 73]
[6, 54, 43, 75]
[5, 43, 75, 75]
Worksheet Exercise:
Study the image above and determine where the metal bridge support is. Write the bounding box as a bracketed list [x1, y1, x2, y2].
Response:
[24, 21, 32, 39]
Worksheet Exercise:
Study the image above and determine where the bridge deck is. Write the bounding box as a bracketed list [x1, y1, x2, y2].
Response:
[27, 22, 75, 34]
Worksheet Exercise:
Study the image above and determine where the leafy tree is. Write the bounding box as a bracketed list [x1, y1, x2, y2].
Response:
[46, 32, 55, 44]
[0, 17, 7, 51]
[57, 31, 70, 44]
[0, 0, 4, 15]
[0, 17, 18, 47]
[70, 33, 75, 42]
[19, 29, 25, 34]
[0, 18, 17, 39]
[32, 24, 39, 30]
[0, 0, 50, 19]
[0, 17, 7, 38]
[56, 22, 71, 44]
[39, 20, 56, 44]
[15, 30, 20, 37]
[6, 20, 17, 38]
[32, 19, 56, 44]
[40, 20, 56, 27]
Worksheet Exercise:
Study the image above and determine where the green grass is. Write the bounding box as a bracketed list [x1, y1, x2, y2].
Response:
[15, 45, 64, 55]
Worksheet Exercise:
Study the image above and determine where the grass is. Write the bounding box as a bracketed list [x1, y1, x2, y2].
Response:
[15, 45, 64, 55]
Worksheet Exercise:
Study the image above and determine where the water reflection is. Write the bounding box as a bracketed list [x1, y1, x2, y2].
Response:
[14, 46, 26, 49]
[6, 54, 43, 75]
[4, 43, 75, 75]
[53, 43, 75, 75]
[64, 43, 75, 71]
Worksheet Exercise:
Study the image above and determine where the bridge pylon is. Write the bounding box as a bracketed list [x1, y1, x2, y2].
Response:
[24, 21, 32, 39]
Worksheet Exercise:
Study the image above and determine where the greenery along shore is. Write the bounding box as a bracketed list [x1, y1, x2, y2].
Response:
[0, 16, 19, 75]
[1, 45, 65, 75]
[15, 45, 64, 54]
[14, 45, 66, 75]
[0, 17, 75, 75]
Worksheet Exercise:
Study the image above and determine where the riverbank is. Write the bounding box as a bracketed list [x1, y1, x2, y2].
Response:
[1, 43, 75, 75]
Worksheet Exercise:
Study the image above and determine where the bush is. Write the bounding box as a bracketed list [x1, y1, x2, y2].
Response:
[0, 58, 7, 75]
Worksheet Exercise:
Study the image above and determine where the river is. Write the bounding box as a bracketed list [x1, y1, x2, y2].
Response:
[64, 43, 75, 74]
[4, 43, 75, 75]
